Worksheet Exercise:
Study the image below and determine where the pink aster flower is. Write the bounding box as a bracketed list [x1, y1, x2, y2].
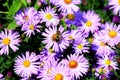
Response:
[80, 10, 101, 34]
[100, 22, 120, 47]
[14, 51, 40, 78]
[56, 0, 81, 14]
[42, 26, 70, 52]
[108, 0, 120, 15]
[60, 53, 89, 80]
[0, 30, 21, 55]
[39, 7, 59, 27]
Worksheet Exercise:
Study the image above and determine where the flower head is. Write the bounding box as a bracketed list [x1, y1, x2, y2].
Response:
[0, 30, 20, 55]
[14, 51, 40, 77]
[60, 54, 89, 79]
[56, 0, 81, 14]
[42, 26, 69, 52]
[39, 7, 59, 27]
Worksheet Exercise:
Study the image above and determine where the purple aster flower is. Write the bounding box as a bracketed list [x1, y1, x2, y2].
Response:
[42, 26, 70, 52]
[48, 64, 71, 80]
[56, 0, 81, 14]
[0, 29, 21, 55]
[80, 10, 101, 34]
[65, 11, 85, 27]
[100, 22, 120, 47]
[14, 51, 40, 78]
[14, 7, 40, 26]
[108, 0, 120, 15]
[97, 54, 118, 71]
[22, 19, 41, 37]
[73, 38, 89, 54]
[39, 7, 59, 27]
[60, 53, 89, 80]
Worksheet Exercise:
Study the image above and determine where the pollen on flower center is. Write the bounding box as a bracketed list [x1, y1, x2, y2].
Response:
[54, 73, 63, 80]
[48, 48, 54, 53]
[67, 14, 75, 20]
[2, 38, 11, 45]
[77, 44, 83, 49]
[29, 24, 34, 30]
[118, 0, 120, 5]
[46, 13, 53, 20]
[47, 68, 52, 74]
[108, 30, 117, 38]
[23, 60, 31, 68]
[105, 59, 111, 65]
[85, 20, 92, 27]
[64, 0, 72, 4]
[23, 15, 29, 21]
[69, 60, 78, 69]
[52, 31, 61, 42]
[100, 42, 106, 47]
[99, 67, 103, 74]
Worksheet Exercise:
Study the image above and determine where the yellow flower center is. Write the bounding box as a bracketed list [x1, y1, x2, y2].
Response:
[85, 20, 92, 27]
[54, 73, 63, 80]
[39, 62, 44, 67]
[67, 14, 75, 20]
[99, 67, 103, 74]
[69, 60, 78, 69]
[100, 42, 106, 47]
[52, 31, 61, 42]
[68, 35, 74, 40]
[46, 13, 53, 20]
[108, 30, 117, 38]
[47, 68, 52, 74]
[2, 38, 11, 45]
[64, 0, 72, 4]
[29, 24, 34, 30]
[105, 59, 111, 65]
[23, 60, 31, 68]
[77, 44, 83, 49]
[118, 0, 120, 5]
[23, 15, 29, 21]
[48, 48, 54, 53]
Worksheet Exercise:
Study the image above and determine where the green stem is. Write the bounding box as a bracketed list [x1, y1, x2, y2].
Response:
[0, 11, 9, 14]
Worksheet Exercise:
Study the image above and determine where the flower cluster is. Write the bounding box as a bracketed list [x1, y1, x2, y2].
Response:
[0, 0, 120, 80]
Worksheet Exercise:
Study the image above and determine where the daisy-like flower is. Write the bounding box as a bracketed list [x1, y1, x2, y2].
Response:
[92, 31, 114, 56]
[39, 7, 59, 27]
[97, 54, 118, 71]
[37, 57, 58, 80]
[94, 66, 110, 79]
[80, 10, 101, 34]
[65, 11, 85, 27]
[48, 64, 71, 80]
[60, 54, 89, 80]
[100, 22, 120, 47]
[56, 0, 81, 14]
[73, 38, 89, 54]
[14, 7, 40, 26]
[14, 51, 40, 77]
[22, 20, 41, 37]
[108, 0, 120, 15]
[42, 26, 70, 52]
[0, 30, 20, 55]
[67, 29, 83, 42]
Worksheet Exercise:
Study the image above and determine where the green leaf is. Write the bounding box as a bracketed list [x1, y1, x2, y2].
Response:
[21, 0, 27, 7]
[7, 20, 17, 30]
[7, 0, 22, 17]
